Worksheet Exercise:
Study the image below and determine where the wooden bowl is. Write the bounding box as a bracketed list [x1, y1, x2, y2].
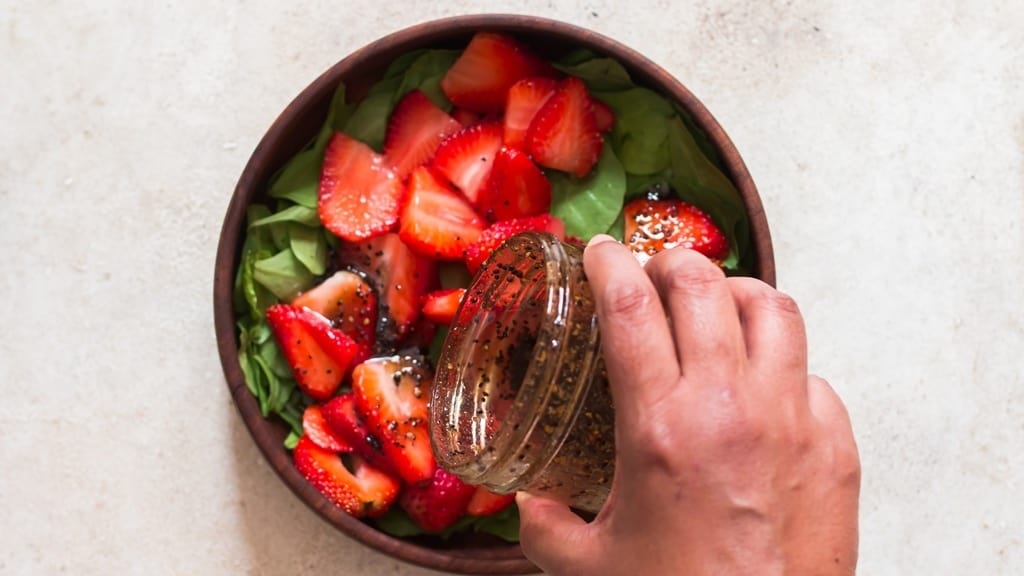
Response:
[213, 14, 774, 575]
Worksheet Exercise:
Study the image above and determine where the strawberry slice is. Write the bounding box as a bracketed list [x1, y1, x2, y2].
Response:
[421, 288, 466, 325]
[464, 214, 566, 274]
[291, 270, 377, 355]
[318, 132, 403, 242]
[592, 98, 615, 132]
[432, 122, 504, 207]
[302, 404, 351, 453]
[480, 147, 551, 222]
[400, 467, 477, 532]
[352, 355, 436, 486]
[503, 77, 557, 149]
[451, 107, 484, 127]
[383, 90, 462, 180]
[623, 197, 729, 266]
[440, 32, 557, 114]
[526, 77, 603, 178]
[399, 166, 486, 260]
[321, 393, 397, 476]
[292, 436, 400, 518]
[337, 232, 437, 345]
[467, 486, 516, 517]
[266, 304, 363, 401]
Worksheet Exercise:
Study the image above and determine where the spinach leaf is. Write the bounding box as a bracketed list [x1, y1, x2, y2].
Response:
[288, 223, 327, 276]
[594, 88, 675, 176]
[549, 144, 626, 240]
[396, 50, 460, 110]
[249, 204, 320, 228]
[666, 116, 750, 270]
[554, 56, 633, 91]
[253, 248, 316, 301]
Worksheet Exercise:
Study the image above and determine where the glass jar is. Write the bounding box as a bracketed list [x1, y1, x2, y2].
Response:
[430, 232, 615, 513]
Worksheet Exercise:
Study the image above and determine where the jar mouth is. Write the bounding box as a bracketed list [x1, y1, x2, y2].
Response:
[431, 233, 582, 486]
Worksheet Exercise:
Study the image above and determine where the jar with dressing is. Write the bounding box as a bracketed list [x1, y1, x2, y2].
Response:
[430, 232, 615, 513]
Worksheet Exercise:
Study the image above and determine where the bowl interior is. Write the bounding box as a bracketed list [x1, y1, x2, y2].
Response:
[214, 14, 773, 575]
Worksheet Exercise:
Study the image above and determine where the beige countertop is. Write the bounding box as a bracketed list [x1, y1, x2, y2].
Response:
[2, 1, 1022, 574]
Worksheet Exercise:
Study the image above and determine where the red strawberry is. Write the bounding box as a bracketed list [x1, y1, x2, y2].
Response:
[318, 132, 403, 242]
[464, 214, 566, 274]
[440, 32, 557, 114]
[337, 232, 437, 345]
[399, 166, 486, 260]
[623, 198, 729, 266]
[526, 77, 603, 178]
[352, 355, 436, 486]
[291, 270, 377, 355]
[292, 436, 400, 518]
[400, 467, 476, 532]
[302, 404, 351, 453]
[451, 107, 484, 127]
[592, 98, 615, 132]
[421, 288, 466, 325]
[432, 122, 504, 206]
[503, 77, 557, 149]
[266, 304, 363, 401]
[480, 147, 551, 222]
[466, 487, 516, 516]
[320, 394, 397, 476]
[383, 90, 462, 180]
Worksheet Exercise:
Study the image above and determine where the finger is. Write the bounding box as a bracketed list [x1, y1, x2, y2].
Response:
[516, 492, 594, 573]
[728, 277, 808, 391]
[643, 248, 745, 383]
[582, 235, 681, 432]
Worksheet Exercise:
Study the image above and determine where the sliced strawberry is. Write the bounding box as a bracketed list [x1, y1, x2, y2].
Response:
[318, 132, 403, 242]
[503, 77, 557, 149]
[321, 394, 397, 476]
[467, 486, 516, 516]
[432, 122, 504, 206]
[451, 107, 484, 127]
[399, 166, 486, 260]
[383, 90, 462, 180]
[302, 404, 351, 453]
[337, 232, 437, 345]
[623, 197, 729, 266]
[592, 98, 615, 132]
[400, 467, 476, 532]
[464, 214, 565, 274]
[293, 436, 400, 518]
[480, 147, 552, 221]
[352, 355, 436, 486]
[292, 270, 377, 355]
[526, 77, 603, 178]
[421, 288, 466, 325]
[440, 32, 557, 114]
[266, 304, 363, 401]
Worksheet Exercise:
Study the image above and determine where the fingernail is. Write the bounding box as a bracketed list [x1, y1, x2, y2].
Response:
[515, 491, 532, 505]
[586, 234, 616, 248]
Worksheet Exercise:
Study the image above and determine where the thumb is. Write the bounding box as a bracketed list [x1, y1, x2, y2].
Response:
[516, 492, 595, 573]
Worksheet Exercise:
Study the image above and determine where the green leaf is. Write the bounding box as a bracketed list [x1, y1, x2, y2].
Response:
[267, 149, 321, 208]
[396, 50, 459, 110]
[258, 335, 293, 380]
[342, 88, 398, 151]
[594, 88, 675, 175]
[427, 325, 450, 367]
[283, 431, 301, 450]
[666, 116, 750, 270]
[373, 507, 428, 538]
[625, 171, 672, 199]
[554, 57, 633, 91]
[250, 204, 320, 228]
[289, 223, 327, 275]
[469, 503, 521, 542]
[555, 48, 599, 67]
[549, 144, 627, 241]
[606, 211, 625, 242]
[253, 248, 316, 301]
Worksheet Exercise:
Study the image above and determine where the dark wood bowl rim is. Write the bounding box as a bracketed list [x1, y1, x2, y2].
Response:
[213, 13, 774, 575]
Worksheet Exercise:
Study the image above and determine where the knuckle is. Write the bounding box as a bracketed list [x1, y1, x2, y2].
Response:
[756, 289, 801, 317]
[661, 258, 726, 297]
[601, 280, 655, 320]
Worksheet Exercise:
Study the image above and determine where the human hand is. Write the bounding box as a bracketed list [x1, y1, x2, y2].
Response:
[517, 235, 860, 575]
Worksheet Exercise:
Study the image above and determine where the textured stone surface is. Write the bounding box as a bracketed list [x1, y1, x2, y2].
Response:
[2, 1, 1022, 574]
